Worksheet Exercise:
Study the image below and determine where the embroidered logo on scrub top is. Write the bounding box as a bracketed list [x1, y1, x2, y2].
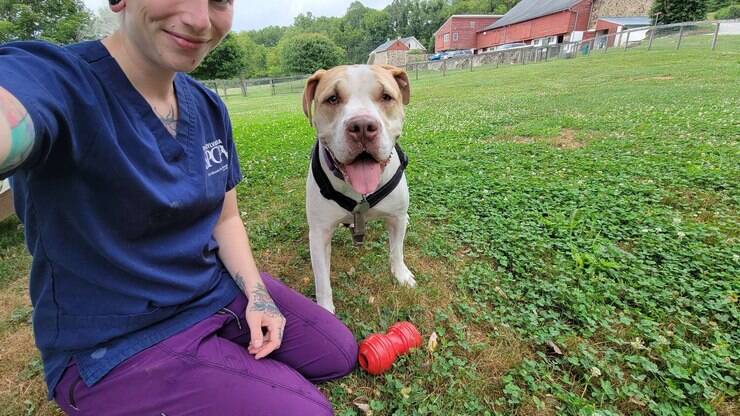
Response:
[203, 139, 229, 176]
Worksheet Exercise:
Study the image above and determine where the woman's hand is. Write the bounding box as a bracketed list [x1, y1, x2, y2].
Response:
[245, 280, 286, 359]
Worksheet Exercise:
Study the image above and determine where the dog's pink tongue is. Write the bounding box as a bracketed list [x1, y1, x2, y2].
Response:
[345, 159, 382, 195]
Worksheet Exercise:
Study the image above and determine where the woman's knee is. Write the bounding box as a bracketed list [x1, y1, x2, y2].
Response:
[310, 319, 359, 382]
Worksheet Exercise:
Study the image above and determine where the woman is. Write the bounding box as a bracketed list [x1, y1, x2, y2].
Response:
[0, 0, 357, 414]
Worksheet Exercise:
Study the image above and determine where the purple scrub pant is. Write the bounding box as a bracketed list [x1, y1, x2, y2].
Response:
[53, 273, 358, 415]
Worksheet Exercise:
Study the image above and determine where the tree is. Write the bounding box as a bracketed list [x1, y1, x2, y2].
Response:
[248, 25, 287, 47]
[190, 34, 246, 80]
[706, 0, 733, 12]
[235, 32, 268, 78]
[715, 4, 740, 19]
[651, 0, 708, 24]
[81, 6, 119, 40]
[277, 33, 346, 75]
[0, 0, 92, 43]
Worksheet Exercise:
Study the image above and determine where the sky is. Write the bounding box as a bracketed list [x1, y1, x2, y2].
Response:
[82, 0, 395, 32]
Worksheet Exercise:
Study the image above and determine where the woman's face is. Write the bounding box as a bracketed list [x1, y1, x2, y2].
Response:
[116, 0, 234, 72]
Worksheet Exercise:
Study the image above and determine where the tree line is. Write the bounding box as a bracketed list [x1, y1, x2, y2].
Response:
[1, 0, 729, 80]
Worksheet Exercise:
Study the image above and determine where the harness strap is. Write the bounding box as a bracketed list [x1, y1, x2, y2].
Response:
[311, 141, 408, 212]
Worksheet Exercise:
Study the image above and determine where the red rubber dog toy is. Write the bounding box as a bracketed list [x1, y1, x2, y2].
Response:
[358, 322, 422, 375]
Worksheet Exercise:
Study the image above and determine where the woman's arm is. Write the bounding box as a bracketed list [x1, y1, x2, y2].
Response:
[213, 189, 286, 359]
[0, 86, 35, 176]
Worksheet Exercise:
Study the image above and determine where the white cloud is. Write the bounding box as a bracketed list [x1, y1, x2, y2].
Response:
[81, 0, 393, 32]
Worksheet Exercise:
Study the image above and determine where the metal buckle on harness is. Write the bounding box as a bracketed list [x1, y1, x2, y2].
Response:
[351, 197, 370, 245]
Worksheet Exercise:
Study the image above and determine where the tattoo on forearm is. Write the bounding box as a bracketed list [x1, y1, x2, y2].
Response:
[247, 282, 282, 318]
[233, 272, 247, 293]
[1, 89, 35, 172]
[153, 104, 178, 137]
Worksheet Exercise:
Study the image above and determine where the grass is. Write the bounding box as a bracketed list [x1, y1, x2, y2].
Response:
[0, 37, 738, 415]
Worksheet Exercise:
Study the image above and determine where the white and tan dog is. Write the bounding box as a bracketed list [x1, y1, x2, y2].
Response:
[303, 65, 414, 313]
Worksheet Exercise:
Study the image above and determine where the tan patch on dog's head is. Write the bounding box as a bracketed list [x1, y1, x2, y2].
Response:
[302, 65, 411, 126]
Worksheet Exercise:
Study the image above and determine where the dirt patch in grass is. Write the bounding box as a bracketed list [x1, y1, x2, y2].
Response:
[517, 395, 559, 416]
[661, 188, 724, 226]
[0, 277, 29, 325]
[550, 128, 584, 150]
[0, 324, 62, 416]
[632, 75, 674, 81]
[496, 128, 587, 150]
[467, 323, 533, 389]
[715, 397, 740, 416]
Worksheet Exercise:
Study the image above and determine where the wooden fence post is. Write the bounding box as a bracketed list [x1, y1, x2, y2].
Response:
[648, 26, 656, 50]
[676, 25, 684, 50]
[711, 22, 720, 50]
[624, 30, 631, 51]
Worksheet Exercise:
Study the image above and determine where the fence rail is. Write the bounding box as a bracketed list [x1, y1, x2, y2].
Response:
[202, 20, 739, 99]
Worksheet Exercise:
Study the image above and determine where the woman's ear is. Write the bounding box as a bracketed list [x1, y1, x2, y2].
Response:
[109, 0, 125, 13]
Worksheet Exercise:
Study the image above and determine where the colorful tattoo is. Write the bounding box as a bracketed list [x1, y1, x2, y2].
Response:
[1, 88, 35, 173]
[153, 104, 178, 137]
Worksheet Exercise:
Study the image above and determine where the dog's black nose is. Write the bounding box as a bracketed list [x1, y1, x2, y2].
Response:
[346, 116, 379, 142]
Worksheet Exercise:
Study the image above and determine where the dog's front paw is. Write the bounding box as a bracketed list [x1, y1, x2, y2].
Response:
[393, 265, 416, 288]
[318, 299, 336, 314]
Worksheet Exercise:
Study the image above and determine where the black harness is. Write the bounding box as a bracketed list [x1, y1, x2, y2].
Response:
[311, 141, 409, 244]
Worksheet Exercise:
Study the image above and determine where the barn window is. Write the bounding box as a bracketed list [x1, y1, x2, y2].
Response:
[444, 33, 450, 43]
[453, 32, 459, 41]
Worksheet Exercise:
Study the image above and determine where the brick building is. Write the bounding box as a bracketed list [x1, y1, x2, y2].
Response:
[434, 15, 503, 53]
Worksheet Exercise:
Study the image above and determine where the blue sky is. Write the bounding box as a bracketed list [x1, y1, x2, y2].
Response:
[82, 0, 394, 31]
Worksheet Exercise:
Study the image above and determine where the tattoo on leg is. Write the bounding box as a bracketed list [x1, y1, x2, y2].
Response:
[247, 281, 282, 318]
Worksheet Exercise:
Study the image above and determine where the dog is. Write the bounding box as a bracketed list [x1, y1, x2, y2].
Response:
[302, 64, 414, 313]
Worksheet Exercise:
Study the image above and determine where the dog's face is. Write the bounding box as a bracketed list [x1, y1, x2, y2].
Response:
[303, 65, 410, 195]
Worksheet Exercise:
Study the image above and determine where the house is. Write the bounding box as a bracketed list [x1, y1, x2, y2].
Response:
[594, 16, 653, 48]
[367, 37, 427, 66]
[0, 179, 13, 221]
[433, 15, 503, 53]
[476, 0, 594, 53]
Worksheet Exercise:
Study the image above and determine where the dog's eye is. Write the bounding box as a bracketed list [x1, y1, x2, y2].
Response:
[382, 93, 393, 102]
[326, 95, 339, 105]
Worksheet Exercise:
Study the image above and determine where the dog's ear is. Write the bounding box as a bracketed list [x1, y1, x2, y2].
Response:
[380, 65, 410, 105]
[303, 69, 327, 121]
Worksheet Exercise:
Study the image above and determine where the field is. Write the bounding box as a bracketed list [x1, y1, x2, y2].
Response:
[1, 39, 738, 415]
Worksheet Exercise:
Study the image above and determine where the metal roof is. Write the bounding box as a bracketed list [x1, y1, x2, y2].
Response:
[482, 0, 583, 31]
[371, 37, 423, 54]
[598, 16, 652, 27]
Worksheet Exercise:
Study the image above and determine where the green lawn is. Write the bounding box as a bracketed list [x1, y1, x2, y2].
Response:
[0, 39, 738, 415]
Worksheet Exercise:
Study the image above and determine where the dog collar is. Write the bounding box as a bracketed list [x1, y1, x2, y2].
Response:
[311, 140, 409, 244]
[322, 146, 345, 180]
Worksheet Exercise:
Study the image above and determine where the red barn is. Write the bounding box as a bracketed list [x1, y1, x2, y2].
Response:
[434, 15, 503, 53]
[476, 0, 594, 52]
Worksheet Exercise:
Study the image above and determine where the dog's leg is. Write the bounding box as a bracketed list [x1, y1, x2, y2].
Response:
[385, 213, 416, 287]
[309, 223, 337, 313]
